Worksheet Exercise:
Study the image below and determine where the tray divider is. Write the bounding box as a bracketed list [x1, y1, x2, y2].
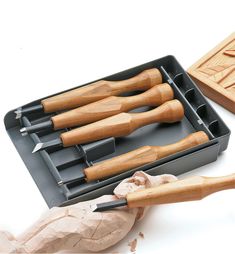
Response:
[160, 67, 215, 139]
[21, 116, 71, 195]
[21, 115, 117, 200]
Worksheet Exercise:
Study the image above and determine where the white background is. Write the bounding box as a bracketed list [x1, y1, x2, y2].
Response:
[0, 1, 235, 253]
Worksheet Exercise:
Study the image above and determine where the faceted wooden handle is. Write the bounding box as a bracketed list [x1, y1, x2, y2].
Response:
[84, 131, 209, 182]
[52, 83, 174, 129]
[41, 68, 162, 113]
[127, 173, 235, 208]
[60, 99, 184, 147]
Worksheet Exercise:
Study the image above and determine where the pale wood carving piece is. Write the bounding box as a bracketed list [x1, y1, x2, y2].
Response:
[0, 172, 177, 253]
[188, 33, 235, 113]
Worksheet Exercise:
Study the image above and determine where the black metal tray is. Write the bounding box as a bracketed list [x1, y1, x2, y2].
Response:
[4, 55, 230, 208]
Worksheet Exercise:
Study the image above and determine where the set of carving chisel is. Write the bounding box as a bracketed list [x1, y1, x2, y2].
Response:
[7, 55, 230, 210]
[18, 68, 210, 185]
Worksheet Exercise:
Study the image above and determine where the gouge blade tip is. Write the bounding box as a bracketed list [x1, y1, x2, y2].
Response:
[14, 110, 22, 119]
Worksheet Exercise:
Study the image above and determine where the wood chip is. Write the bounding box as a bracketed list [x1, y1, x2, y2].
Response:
[138, 232, 144, 239]
[128, 238, 137, 252]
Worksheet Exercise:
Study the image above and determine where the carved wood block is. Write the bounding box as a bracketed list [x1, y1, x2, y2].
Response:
[188, 33, 235, 113]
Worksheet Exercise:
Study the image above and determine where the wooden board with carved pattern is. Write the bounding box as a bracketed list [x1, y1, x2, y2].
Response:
[188, 33, 235, 113]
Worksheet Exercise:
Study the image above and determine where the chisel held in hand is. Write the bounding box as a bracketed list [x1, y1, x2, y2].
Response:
[93, 171, 235, 212]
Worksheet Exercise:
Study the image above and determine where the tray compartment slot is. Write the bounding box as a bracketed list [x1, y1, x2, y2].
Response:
[171, 73, 192, 93]
[21, 116, 77, 196]
[29, 114, 53, 125]
[208, 120, 224, 137]
[184, 88, 207, 111]
[58, 164, 87, 186]
[21, 116, 70, 194]
[196, 104, 221, 136]
[160, 66, 215, 139]
[166, 68, 229, 139]
[50, 147, 84, 169]
[81, 137, 115, 163]
[21, 112, 116, 196]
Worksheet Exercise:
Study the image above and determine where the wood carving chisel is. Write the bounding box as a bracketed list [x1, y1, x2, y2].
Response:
[93, 171, 235, 212]
[15, 68, 162, 119]
[61, 131, 209, 185]
[32, 99, 184, 153]
[20, 83, 173, 135]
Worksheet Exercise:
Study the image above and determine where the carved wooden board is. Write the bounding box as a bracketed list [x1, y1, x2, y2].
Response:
[188, 33, 235, 113]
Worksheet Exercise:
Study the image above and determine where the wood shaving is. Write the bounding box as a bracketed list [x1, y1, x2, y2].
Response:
[138, 232, 144, 239]
[128, 238, 137, 252]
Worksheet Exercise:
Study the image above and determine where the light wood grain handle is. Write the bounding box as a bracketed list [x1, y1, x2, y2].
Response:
[84, 131, 208, 182]
[60, 99, 184, 147]
[129, 99, 184, 130]
[41, 68, 162, 113]
[155, 131, 209, 159]
[84, 146, 157, 182]
[52, 83, 174, 129]
[127, 173, 235, 208]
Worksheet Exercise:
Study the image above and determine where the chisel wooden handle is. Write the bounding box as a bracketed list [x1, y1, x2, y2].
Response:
[41, 68, 162, 113]
[127, 172, 235, 208]
[84, 131, 209, 182]
[52, 83, 174, 129]
[61, 99, 184, 147]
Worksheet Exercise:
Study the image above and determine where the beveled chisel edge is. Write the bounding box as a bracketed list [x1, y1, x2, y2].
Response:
[32, 138, 63, 153]
[32, 143, 43, 153]
[92, 198, 128, 212]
